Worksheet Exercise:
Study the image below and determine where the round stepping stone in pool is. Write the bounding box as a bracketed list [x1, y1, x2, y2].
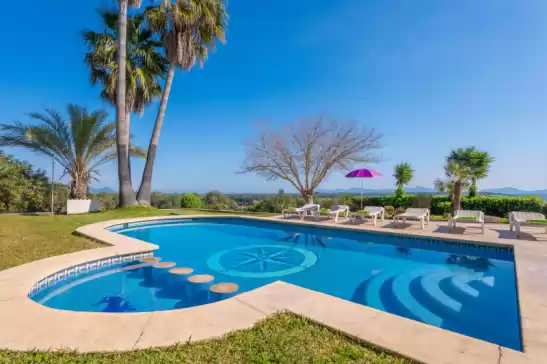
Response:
[210, 282, 239, 294]
[169, 267, 194, 275]
[155, 262, 176, 269]
[140, 257, 161, 263]
[209, 282, 239, 302]
[188, 274, 214, 283]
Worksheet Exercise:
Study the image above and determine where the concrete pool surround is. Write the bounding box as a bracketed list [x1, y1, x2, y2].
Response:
[0, 214, 546, 364]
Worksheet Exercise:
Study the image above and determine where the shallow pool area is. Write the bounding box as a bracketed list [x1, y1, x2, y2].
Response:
[30, 217, 522, 350]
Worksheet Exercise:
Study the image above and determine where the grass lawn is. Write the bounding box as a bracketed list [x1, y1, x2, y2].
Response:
[0, 208, 413, 363]
[0, 313, 412, 364]
[0, 207, 270, 270]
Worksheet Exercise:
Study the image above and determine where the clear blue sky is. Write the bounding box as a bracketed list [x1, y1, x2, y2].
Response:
[1, 0, 546, 193]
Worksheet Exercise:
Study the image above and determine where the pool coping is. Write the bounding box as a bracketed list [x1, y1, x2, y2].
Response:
[0, 214, 545, 363]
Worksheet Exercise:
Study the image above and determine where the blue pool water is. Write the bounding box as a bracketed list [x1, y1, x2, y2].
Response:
[31, 218, 522, 350]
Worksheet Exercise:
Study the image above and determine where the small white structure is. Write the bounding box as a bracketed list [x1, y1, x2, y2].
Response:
[67, 199, 99, 215]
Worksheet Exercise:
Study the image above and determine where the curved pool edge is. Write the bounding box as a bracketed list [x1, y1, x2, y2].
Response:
[0, 214, 545, 364]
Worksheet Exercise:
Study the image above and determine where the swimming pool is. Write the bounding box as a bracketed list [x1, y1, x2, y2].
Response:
[30, 217, 521, 350]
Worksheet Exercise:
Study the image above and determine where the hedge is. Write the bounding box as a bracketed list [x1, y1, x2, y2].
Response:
[347, 195, 545, 218]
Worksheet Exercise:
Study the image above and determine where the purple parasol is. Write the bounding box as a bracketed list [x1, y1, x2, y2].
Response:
[345, 169, 383, 178]
[345, 168, 383, 209]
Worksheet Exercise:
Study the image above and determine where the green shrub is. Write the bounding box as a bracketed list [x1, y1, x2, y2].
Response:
[339, 194, 544, 217]
[412, 194, 432, 208]
[384, 205, 394, 217]
[461, 196, 543, 217]
[436, 201, 452, 215]
[181, 193, 202, 209]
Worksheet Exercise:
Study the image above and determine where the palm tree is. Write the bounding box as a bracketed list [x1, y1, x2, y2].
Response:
[393, 162, 414, 194]
[435, 148, 486, 213]
[461, 147, 494, 197]
[84, 8, 166, 206]
[114, 0, 144, 207]
[0, 105, 145, 199]
[136, 0, 228, 205]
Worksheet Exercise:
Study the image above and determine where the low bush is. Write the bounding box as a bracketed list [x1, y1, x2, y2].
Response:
[435, 201, 452, 215]
[346, 194, 544, 218]
[180, 193, 202, 209]
[461, 196, 543, 217]
[412, 194, 432, 208]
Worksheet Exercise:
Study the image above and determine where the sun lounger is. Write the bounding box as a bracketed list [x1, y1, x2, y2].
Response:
[350, 206, 385, 226]
[327, 205, 349, 223]
[394, 208, 430, 229]
[448, 210, 485, 233]
[509, 211, 547, 237]
[282, 204, 320, 220]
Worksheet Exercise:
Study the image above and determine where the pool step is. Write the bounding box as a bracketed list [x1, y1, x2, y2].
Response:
[364, 270, 398, 311]
[391, 269, 443, 326]
[420, 270, 463, 313]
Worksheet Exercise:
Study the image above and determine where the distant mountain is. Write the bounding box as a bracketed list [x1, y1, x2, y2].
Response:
[90, 186, 116, 194]
[480, 187, 547, 197]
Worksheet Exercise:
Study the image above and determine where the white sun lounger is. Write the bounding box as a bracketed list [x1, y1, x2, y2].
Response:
[350, 206, 385, 226]
[394, 208, 430, 229]
[282, 204, 320, 220]
[448, 210, 485, 233]
[509, 211, 547, 237]
[327, 205, 349, 223]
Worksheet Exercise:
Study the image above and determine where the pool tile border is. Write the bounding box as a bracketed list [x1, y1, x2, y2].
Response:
[0, 214, 546, 364]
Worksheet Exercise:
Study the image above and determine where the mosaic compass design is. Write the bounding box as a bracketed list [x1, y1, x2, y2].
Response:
[207, 244, 317, 278]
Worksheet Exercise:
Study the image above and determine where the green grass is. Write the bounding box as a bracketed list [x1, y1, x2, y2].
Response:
[0, 313, 412, 364]
[0, 207, 271, 271]
[0, 208, 412, 363]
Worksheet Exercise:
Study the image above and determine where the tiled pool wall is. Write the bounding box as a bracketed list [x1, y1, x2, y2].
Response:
[110, 217, 515, 261]
[28, 251, 155, 297]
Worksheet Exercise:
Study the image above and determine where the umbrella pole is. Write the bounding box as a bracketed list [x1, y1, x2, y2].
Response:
[361, 179, 364, 210]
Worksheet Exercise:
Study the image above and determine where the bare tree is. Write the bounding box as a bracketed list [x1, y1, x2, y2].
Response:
[239, 117, 382, 203]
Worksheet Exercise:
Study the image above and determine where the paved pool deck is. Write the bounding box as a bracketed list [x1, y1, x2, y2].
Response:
[0, 214, 546, 364]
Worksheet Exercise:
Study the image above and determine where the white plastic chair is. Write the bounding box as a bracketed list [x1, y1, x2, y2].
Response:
[394, 208, 430, 229]
[448, 210, 485, 233]
[350, 206, 385, 226]
[509, 211, 547, 237]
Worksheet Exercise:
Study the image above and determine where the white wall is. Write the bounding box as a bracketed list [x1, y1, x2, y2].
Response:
[67, 200, 100, 215]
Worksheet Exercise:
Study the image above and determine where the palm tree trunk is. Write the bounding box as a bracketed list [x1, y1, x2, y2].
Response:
[126, 110, 132, 182]
[116, 0, 137, 207]
[136, 64, 176, 205]
[453, 180, 462, 214]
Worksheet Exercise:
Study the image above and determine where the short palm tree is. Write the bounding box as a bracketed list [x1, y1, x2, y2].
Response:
[434, 147, 492, 213]
[461, 147, 494, 197]
[136, 0, 228, 205]
[393, 162, 414, 194]
[0, 105, 145, 199]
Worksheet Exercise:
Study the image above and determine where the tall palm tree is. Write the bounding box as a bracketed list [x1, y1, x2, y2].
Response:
[84, 9, 167, 206]
[0, 105, 145, 199]
[114, 0, 144, 207]
[136, 0, 228, 205]
[393, 162, 414, 194]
